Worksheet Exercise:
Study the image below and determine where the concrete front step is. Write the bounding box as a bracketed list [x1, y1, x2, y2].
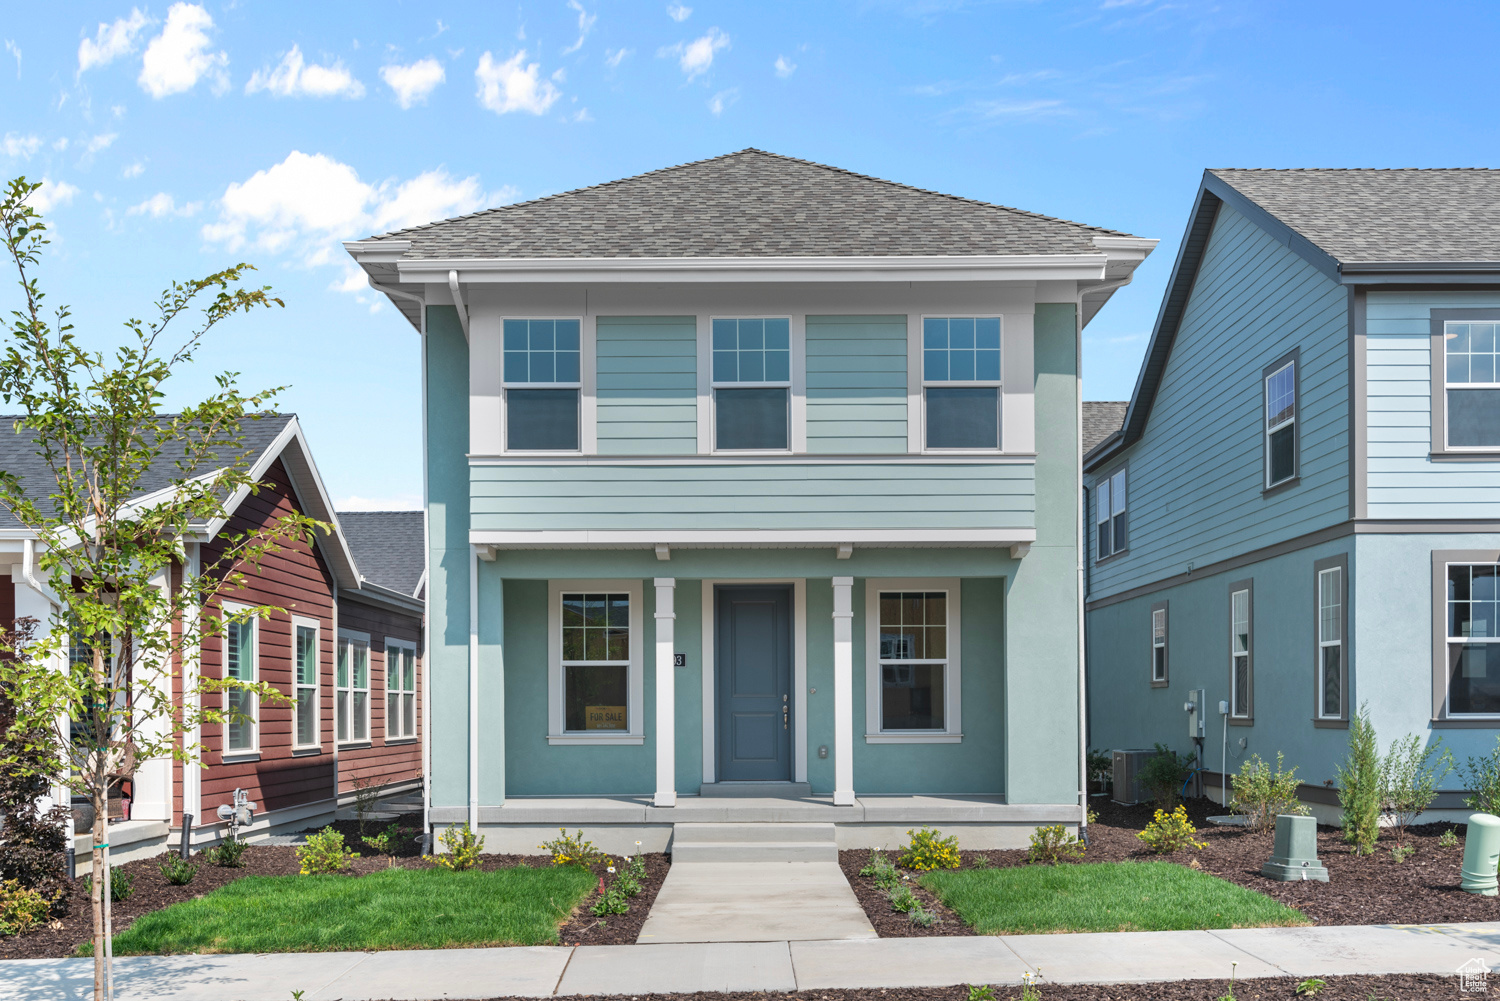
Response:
[671, 822, 838, 862]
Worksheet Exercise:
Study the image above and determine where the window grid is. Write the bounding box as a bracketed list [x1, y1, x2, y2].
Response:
[1265, 360, 1297, 487]
[562, 593, 631, 732]
[921, 316, 1002, 452]
[224, 613, 256, 753]
[877, 591, 948, 732]
[711, 318, 791, 386]
[1151, 608, 1167, 683]
[293, 622, 318, 748]
[1231, 588, 1251, 718]
[386, 642, 417, 740]
[1317, 567, 1342, 719]
[1097, 469, 1127, 559]
[503, 319, 581, 385]
[337, 635, 371, 743]
[1446, 563, 1500, 716]
[1443, 321, 1500, 449]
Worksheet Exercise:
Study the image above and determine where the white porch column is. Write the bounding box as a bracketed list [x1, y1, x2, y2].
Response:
[832, 576, 855, 806]
[653, 578, 677, 807]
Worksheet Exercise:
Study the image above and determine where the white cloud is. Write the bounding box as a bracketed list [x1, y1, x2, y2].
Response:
[562, 1, 597, 55]
[380, 58, 445, 108]
[660, 28, 728, 80]
[246, 45, 365, 99]
[667, 3, 692, 21]
[127, 192, 200, 218]
[86, 132, 118, 153]
[774, 55, 796, 78]
[573, 107, 593, 123]
[27, 179, 80, 215]
[2, 133, 42, 158]
[123, 160, 145, 178]
[78, 9, 148, 77]
[708, 87, 738, 115]
[5, 39, 20, 79]
[201, 150, 497, 264]
[475, 50, 560, 115]
[138, 3, 227, 98]
[330, 262, 369, 294]
[605, 47, 631, 69]
[53, 138, 70, 152]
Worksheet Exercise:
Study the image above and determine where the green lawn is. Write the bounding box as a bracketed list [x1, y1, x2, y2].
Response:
[92, 866, 596, 956]
[920, 861, 1309, 935]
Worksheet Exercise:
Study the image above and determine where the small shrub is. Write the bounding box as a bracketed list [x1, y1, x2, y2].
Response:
[888, 883, 919, 913]
[1295, 978, 1327, 996]
[297, 827, 360, 875]
[1140, 743, 1195, 810]
[1338, 704, 1381, 855]
[1439, 829, 1460, 849]
[907, 901, 935, 927]
[430, 823, 485, 871]
[1086, 807, 1100, 825]
[1390, 844, 1415, 863]
[967, 986, 996, 1001]
[1027, 824, 1085, 865]
[899, 827, 961, 871]
[0, 879, 55, 937]
[1229, 752, 1307, 832]
[204, 836, 249, 868]
[969, 854, 992, 870]
[1136, 805, 1208, 854]
[541, 828, 603, 869]
[860, 849, 901, 890]
[613, 854, 646, 897]
[352, 776, 386, 835]
[82, 866, 134, 902]
[361, 831, 391, 855]
[1380, 734, 1452, 846]
[158, 856, 199, 886]
[1461, 734, 1500, 818]
[591, 885, 629, 916]
[1087, 748, 1112, 791]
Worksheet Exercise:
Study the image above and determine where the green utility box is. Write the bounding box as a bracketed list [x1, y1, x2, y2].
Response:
[1461, 813, 1500, 896]
[1261, 814, 1328, 882]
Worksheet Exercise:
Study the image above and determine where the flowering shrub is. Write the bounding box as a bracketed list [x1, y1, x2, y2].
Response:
[540, 828, 603, 869]
[1027, 824, 1085, 865]
[429, 824, 484, 871]
[1136, 806, 1207, 854]
[297, 827, 360, 875]
[899, 827, 961, 871]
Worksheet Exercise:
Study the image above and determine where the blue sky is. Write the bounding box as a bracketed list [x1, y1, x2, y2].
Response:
[3, 1, 1498, 508]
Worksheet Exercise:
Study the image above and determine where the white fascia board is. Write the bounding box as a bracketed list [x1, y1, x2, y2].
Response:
[343, 240, 412, 264]
[468, 528, 1037, 548]
[1092, 236, 1159, 257]
[397, 254, 1110, 285]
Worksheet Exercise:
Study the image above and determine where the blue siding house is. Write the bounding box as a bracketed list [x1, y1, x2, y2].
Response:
[1084, 169, 1500, 821]
[344, 149, 1156, 850]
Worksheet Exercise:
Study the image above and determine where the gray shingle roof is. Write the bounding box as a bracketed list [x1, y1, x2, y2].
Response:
[367, 148, 1137, 259]
[1082, 402, 1127, 456]
[338, 511, 424, 597]
[1210, 168, 1500, 264]
[0, 414, 294, 529]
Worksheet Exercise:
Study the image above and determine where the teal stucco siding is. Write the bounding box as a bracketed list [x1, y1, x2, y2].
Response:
[805, 315, 907, 454]
[596, 316, 698, 456]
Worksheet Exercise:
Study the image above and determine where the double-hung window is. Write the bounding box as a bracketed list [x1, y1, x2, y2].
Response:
[504, 318, 581, 451]
[1316, 561, 1345, 720]
[385, 640, 417, 740]
[1442, 319, 1500, 449]
[1096, 468, 1127, 560]
[1230, 583, 1253, 720]
[865, 579, 962, 742]
[223, 605, 257, 754]
[292, 618, 319, 748]
[564, 592, 630, 731]
[1445, 563, 1500, 716]
[337, 633, 370, 743]
[1150, 603, 1168, 686]
[712, 317, 791, 451]
[1264, 355, 1298, 488]
[922, 317, 1002, 449]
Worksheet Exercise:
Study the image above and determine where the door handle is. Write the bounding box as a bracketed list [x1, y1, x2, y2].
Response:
[783, 694, 789, 730]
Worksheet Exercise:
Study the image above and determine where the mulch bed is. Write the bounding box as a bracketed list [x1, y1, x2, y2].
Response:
[0, 814, 668, 959]
[843, 795, 1500, 936]
[476, 974, 1459, 1000]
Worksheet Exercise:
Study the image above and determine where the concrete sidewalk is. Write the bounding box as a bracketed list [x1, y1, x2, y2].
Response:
[6, 922, 1500, 1000]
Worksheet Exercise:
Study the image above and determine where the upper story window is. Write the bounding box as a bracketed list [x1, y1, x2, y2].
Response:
[1445, 563, 1500, 716]
[1096, 468, 1127, 560]
[712, 317, 791, 451]
[1264, 355, 1298, 489]
[504, 318, 581, 451]
[223, 607, 257, 755]
[292, 618, 319, 749]
[1444, 320, 1500, 449]
[922, 317, 1002, 450]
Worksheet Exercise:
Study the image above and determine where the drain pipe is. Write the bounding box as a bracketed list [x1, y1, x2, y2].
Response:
[1074, 300, 1089, 847]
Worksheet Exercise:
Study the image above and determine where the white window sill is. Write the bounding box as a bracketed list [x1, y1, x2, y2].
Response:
[864, 733, 963, 744]
[383, 736, 419, 745]
[547, 733, 644, 745]
[337, 741, 373, 750]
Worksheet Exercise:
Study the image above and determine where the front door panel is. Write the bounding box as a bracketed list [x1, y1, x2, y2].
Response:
[716, 585, 792, 782]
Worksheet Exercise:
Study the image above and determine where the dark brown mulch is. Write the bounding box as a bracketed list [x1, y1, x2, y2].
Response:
[0, 824, 669, 958]
[838, 848, 968, 937]
[477, 974, 1459, 1000]
[842, 796, 1500, 936]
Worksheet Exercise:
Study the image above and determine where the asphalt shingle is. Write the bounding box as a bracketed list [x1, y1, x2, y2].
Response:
[338, 510, 424, 597]
[1082, 401, 1127, 456]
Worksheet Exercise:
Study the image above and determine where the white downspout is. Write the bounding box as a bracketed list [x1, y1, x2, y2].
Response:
[1075, 299, 1088, 840]
[468, 545, 479, 833]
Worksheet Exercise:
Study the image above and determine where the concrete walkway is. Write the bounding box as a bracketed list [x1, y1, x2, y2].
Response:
[6, 922, 1500, 1000]
[638, 862, 876, 943]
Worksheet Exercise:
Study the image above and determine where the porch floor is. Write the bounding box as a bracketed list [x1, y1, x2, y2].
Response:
[473, 794, 1074, 825]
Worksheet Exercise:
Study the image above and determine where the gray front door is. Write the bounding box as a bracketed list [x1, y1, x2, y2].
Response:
[716, 585, 792, 782]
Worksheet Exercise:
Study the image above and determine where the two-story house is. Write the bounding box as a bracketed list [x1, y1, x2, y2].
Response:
[1084, 169, 1500, 821]
[344, 149, 1155, 851]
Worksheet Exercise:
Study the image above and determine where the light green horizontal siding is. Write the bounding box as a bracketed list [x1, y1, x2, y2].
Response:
[470, 462, 1034, 532]
[596, 316, 697, 456]
[806, 316, 907, 454]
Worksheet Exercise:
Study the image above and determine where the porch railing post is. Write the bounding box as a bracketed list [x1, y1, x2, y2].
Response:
[653, 578, 677, 807]
[832, 576, 855, 806]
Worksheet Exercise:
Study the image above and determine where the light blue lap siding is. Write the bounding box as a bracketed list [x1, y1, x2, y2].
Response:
[1087, 202, 1350, 599]
[1366, 291, 1500, 519]
[470, 462, 1034, 532]
[805, 316, 908, 454]
[596, 316, 697, 455]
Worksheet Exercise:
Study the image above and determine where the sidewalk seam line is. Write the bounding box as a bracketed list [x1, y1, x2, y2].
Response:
[553, 944, 578, 997]
[1204, 929, 1294, 976]
[308, 950, 371, 1000]
[997, 935, 1037, 975]
[785, 939, 798, 991]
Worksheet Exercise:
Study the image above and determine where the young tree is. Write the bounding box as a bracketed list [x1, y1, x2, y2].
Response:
[0, 177, 326, 1000]
[1337, 703, 1381, 855]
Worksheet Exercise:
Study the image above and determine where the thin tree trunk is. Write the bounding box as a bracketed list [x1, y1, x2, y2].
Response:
[91, 786, 104, 1001]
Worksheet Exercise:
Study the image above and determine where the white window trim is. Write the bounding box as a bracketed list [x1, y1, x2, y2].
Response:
[864, 577, 963, 743]
[1442, 319, 1500, 452]
[221, 601, 258, 759]
[291, 615, 321, 750]
[1230, 587, 1252, 720]
[337, 629, 372, 745]
[1096, 467, 1127, 560]
[702, 314, 800, 455]
[1151, 607, 1167, 684]
[1316, 567, 1343, 720]
[385, 637, 418, 741]
[1264, 358, 1297, 488]
[498, 315, 585, 457]
[916, 314, 1005, 456]
[1444, 561, 1500, 719]
[547, 579, 645, 744]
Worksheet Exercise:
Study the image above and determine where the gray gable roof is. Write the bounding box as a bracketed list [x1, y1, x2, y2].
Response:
[0, 414, 295, 529]
[364, 148, 1138, 259]
[1082, 402, 1127, 456]
[337, 511, 424, 597]
[1210, 168, 1500, 266]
